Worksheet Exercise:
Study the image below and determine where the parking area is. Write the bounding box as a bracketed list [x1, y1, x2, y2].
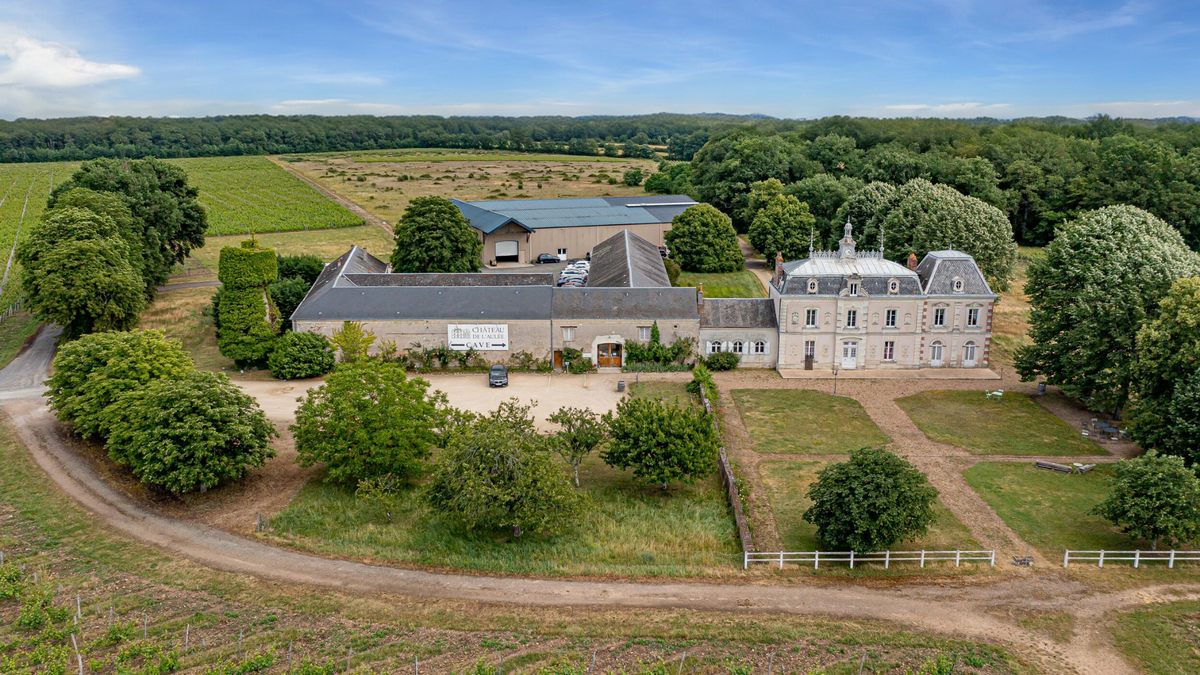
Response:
[237, 371, 630, 431]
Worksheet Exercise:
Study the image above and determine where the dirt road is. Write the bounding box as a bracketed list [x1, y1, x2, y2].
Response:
[2, 329, 1195, 674]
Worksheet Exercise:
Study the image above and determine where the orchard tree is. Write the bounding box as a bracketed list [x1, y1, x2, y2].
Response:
[268, 331, 335, 380]
[602, 396, 719, 489]
[803, 447, 937, 551]
[45, 330, 193, 440]
[17, 207, 146, 339]
[293, 360, 446, 484]
[1017, 206, 1200, 414]
[50, 157, 208, 290]
[548, 406, 607, 487]
[664, 204, 744, 273]
[356, 473, 404, 523]
[391, 197, 483, 273]
[428, 400, 581, 538]
[1093, 453, 1200, 550]
[105, 370, 277, 494]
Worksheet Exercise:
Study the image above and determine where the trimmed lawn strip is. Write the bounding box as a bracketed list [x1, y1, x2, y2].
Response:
[188, 225, 396, 276]
[269, 454, 741, 577]
[675, 271, 765, 298]
[896, 390, 1098, 456]
[1111, 600, 1200, 675]
[759, 460, 980, 554]
[963, 462, 1131, 554]
[733, 389, 890, 455]
[628, 381, 693, 406]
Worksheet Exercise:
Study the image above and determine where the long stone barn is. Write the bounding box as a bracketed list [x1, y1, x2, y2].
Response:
[290, 229, 779, 369]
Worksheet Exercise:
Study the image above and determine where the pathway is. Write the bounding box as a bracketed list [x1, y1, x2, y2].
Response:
[0, 329, 1192, 674]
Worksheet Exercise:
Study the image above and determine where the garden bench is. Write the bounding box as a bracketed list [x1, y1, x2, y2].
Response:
[1035, 460, 1074, 474]
[1073, 463, 1096, 474]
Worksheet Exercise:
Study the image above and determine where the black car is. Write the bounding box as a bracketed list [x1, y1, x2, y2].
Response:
[489, 364, 509, 387]
[535, 253, 559, 264]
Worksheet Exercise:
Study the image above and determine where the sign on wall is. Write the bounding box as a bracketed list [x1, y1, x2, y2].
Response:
[447, 324, 509, 351]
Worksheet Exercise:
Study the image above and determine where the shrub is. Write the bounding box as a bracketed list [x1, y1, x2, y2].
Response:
[293, 360, 446, 483]
[663, 258, 681, 286]
[332, 321, 376, 363]
[428, 400, 582, 537]
[217, 242, 280, 368]
[269, 276, 311, 329]
[602, 396, 719, 489]
[803, 447, 938, 550]
[705, 352, 739, 371]
[686, 363, 718, 403]
[46, 330, 193, 440]
[268, 331, 335, 380]
[276, 253, 324, 285]
[218, 241, 278, 287]
[622, 169, 644, 186]
[106, 370, 277, 494]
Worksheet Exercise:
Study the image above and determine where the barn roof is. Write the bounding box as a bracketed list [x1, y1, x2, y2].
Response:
[452, 196, 696, 234]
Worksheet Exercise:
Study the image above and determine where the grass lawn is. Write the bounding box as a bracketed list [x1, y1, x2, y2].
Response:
[675, 270, 765, 298]
[138, 285, 246, 376]
[0, 312, 40, 369]
[760, 460, 979, 552]
[188, 225, 395, 275]
[628, 380, 693, 405]
[896, 390, 1098, 456]
[1111, 600, 1200, 675]
[732, 389, 890, 455]
[963, 462, 1131, 554]
[269, 453, 741, 576]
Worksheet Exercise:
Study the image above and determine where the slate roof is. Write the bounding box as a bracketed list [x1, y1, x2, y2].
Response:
[553, 287, 699, 320]
[780, 275, 924, 296]
[917, 250, 994, 296]
[587, 229, 671, 288]
[452, 196, 696, 234]
[700, 299, 777, 328]
[295, 286, 553, 322]
[344, 273, 552, 287]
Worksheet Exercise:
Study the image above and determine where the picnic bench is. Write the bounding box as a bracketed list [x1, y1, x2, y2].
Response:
[985, 389, 1004, 402]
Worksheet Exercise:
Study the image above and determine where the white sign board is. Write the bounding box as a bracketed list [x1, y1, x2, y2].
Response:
[447, 324, 509, 351]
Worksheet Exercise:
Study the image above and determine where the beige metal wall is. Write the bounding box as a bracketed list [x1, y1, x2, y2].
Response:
[479, 222, 670, 265]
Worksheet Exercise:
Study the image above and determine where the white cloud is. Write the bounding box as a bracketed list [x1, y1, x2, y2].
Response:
[0, 25, 139, 88]
[882, 102, 1012, 116]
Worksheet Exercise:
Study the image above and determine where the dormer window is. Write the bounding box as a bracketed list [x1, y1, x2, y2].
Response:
[849, 282, 859, 296]
[952, 277, 964, 293]
[807, 278, 818, 294]
[888, 278, 899, 294]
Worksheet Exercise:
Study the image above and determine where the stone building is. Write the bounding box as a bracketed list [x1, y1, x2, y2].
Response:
[769, 221, 995, 371]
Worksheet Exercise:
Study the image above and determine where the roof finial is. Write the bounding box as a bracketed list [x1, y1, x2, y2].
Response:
[844, 218, 853, 239]
[879, 222, 885, 255]
[808, 225, 815, 258]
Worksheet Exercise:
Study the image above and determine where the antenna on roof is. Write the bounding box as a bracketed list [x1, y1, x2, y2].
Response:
[808, 226, 815, 258]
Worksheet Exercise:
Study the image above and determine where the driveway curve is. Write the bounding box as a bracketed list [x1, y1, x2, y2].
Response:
[1, 328, 1195, 675]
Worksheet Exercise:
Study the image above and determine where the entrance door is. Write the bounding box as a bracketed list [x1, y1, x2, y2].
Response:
[963, 342, 977, 367]
[597, 343, 622, 367]
[841, 342, 858, 370]
[930, 342, 944, 367]
[495, 240, 519, 263]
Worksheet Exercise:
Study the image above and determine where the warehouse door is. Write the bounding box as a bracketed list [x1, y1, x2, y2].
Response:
[495, 240, 519, 263]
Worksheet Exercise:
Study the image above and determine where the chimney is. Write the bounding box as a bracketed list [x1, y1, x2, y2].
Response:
[907, 253, 919, 271]
[772, 251, 785, 286]
[697, 283, 704, 309]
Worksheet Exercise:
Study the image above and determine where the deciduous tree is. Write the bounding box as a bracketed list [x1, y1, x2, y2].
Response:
[602, 396, 718, 489]
[548, 406, 606, 487]
[748, 191, 816, 261]
[1017, 206, 1200, 414]
[391, 197, 483, 273]
[1093, 453, 1200, 550]
[105, 370, 276, 494]
[802, 447, 938, 551]
[663, 204, 744, 273]
[428, 400, 582, 537]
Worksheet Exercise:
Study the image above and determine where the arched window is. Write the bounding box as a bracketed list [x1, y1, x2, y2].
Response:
[930, 341, 945, 366]
[753, 341, 767, 354]
[732, 340, 744, 354]
[952, 277, 964, 293]
[708, 341, 723, 354]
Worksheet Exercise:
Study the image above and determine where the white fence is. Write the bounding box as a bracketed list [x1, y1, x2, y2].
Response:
[744, 550, 995, 570]
[1063, 549, 1200, 568]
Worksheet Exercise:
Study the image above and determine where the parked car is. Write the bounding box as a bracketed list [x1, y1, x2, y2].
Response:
[559, 279, 584, 287]
[489, 364, 509, 387]
[659, 245, 670, 259]
[535, 253, 559, 264]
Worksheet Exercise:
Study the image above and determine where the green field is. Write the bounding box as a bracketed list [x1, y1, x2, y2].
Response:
[1112, 600, 1200, 675]
[760, 460, 979, 553]
[896, 390, 1099, 456]
[269, 451, 740, 576]
[169, 156, 362, 236]
[963, 462, 1130, 554]
[0, 163, 68, 307]
[298, 148, 632, 163]
[732, 389, 890, 454]
[676, 270, 765, 298]
[186, 225, 395, 276]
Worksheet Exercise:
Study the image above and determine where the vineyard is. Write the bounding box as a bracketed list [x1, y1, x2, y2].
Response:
[0, 163, 67, 310]
[170, 157, 362, 236]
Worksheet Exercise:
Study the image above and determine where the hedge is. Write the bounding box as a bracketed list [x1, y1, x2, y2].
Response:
[269, 331, 336, 380]
[218, 242, 278, 288]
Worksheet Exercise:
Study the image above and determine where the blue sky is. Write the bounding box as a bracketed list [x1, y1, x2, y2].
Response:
[0, 0, 1197, 120]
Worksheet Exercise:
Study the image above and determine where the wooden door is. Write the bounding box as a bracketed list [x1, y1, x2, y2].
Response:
[597, 343, 622, 367]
